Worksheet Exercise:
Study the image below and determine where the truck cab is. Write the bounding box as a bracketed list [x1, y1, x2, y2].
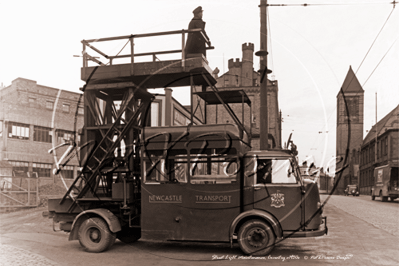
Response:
[372, 163, 399, 201]
[139, 125, 327, 255]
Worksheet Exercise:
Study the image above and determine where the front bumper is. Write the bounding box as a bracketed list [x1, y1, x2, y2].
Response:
[283, 216, 328, 238]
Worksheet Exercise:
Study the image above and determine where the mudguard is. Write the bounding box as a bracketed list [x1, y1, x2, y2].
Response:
[68, 208, 121, 241]
[229, 209, 282, 243]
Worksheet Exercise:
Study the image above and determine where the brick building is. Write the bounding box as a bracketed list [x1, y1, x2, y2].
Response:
[359, 105, 399, 195]
[335, 66, 364, 194]
[0, 78, 198, 183]
[335, 67, 399, 195]
[207, 43, 281, 149]
[0, 78, 85, 182]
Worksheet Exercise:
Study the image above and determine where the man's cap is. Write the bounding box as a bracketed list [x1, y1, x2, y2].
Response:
[193, 6, 203, 14]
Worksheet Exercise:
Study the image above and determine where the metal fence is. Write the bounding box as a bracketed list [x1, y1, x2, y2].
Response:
[0, 171, 39, 208]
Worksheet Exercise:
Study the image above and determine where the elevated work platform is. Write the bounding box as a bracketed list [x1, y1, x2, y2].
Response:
[80, 30, 216, 90]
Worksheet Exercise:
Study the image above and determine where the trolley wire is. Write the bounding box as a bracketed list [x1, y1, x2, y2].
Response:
[279, 2, 397, 164]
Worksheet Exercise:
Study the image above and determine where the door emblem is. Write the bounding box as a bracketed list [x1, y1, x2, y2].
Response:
[271, 190, 285, 208]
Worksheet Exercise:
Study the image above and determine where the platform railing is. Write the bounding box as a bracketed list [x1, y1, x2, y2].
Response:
[81, 29, 213, 76]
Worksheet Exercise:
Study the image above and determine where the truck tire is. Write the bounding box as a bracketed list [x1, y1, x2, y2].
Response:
[117, 227, 141, 244]
[371, 195, 375, 200]
[238, 219, 275, 256]
[382, 196, 388, 202]
[78, 217, 116, 253]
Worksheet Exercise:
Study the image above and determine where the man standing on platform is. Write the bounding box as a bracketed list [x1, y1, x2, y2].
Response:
[185, 6, 210, 58]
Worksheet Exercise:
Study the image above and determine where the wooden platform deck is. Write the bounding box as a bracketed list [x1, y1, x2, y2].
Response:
[81, 56, 216, 90]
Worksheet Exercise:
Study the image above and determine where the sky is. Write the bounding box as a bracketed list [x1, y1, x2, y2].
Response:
[1, 0, 398, 169]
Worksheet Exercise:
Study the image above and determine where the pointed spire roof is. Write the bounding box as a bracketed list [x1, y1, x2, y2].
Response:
[338, 66, 364, 95]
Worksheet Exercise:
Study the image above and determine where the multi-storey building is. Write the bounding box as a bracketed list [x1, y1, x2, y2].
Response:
[0, 78, 84, 182]
[359, 105, 399, 194]
[335, 67, 398, 195]
[0, 78, 198, 183]
[207, 43, 281, 149]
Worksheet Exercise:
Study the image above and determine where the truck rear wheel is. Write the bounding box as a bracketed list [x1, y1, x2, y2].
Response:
[238, 219, 275, 256]
[382, 196, 388, 202]
[78, 217, 116, 253]
[371, 195, 375, 200]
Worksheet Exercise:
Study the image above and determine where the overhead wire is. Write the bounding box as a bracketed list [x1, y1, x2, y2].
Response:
[276, 1, 397, 160]
[268, 2, 393, 7]
[362, 37, 398, 87]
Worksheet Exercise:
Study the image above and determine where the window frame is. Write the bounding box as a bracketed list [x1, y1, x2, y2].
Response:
[32, 162, 52, 178]
[56, 129, 74, 144]
[33, 126, 52, 143]
[46, 101, 54, 110]
[8, 122, 30, 140]
[189, 153, 239, 184]
[62, 103, 70, 113]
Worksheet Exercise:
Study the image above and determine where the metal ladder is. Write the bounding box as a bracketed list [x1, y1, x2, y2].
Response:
[59, 87, 153, 212]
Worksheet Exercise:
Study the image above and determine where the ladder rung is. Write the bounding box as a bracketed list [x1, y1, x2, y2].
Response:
[93, 156, 101, 163]
[99, 145, 107, 153]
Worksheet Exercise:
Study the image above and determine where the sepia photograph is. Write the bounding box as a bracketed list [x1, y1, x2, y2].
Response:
[0, 0, 398, 265]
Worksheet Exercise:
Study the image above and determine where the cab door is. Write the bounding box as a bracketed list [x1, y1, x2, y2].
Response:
[141, 157, 187, 241]
[249, 158, 303, 231]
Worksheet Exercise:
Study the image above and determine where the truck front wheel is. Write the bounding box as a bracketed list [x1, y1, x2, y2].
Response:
[78, 217, 116, 253]
[238, 219, 275, 256]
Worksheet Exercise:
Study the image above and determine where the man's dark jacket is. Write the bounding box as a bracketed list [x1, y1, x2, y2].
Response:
[185, 16, 209, 57]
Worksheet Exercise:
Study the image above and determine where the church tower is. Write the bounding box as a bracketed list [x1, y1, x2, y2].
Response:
[336, 66, 364, 194]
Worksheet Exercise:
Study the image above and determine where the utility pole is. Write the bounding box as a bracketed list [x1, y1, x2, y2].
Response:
[258, 0, 270, 150]
[375, 92, 378, 163]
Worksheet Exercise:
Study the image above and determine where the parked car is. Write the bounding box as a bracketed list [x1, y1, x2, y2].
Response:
[345, 185, 360, 196]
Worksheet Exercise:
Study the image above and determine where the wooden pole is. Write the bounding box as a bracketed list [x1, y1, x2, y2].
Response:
[130, 37, 135, 75]
[259, 0, 269, 150]
[182, 30, 186, 68]
[375, 92, 377, 163]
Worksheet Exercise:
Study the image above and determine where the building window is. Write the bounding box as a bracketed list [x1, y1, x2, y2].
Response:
[8, 122, 30, 140]
[369, 147, 372, 163]
[46, 101, 54, 109]
[61, 165, 74, 179]
[78, 107, 84, 115]
[9, 161, 29, 176]
[62, 103, 70, 113]
[377, 141, 380, 159]
[34, 126, 52, 143]
[32, 163, 52, 178]
[371, 169, 374, 185]
[151, 102, 160, 126]
[384, 137, 388, 156]
[28, 97, 36, 103]
[361, 150, 363, 165]
[57, 129, 74, 144]
[224, 76, 229, 86]
[0, 120, 3, 137]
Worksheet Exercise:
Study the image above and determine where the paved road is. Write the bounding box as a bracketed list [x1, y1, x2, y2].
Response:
[1, 195, 398, 265]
